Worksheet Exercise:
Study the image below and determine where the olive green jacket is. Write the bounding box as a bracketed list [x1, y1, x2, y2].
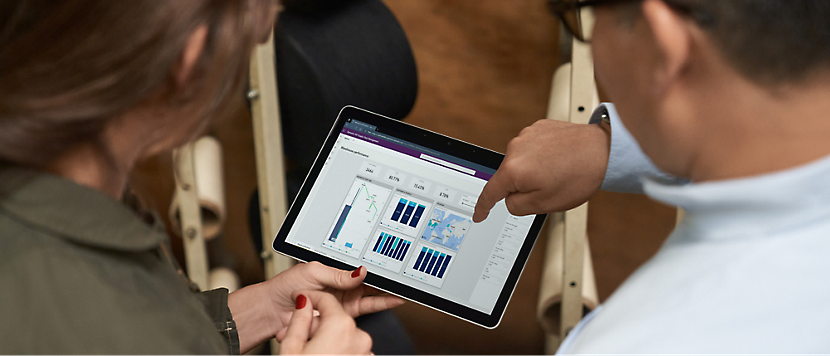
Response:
[0, 167, 238, 354]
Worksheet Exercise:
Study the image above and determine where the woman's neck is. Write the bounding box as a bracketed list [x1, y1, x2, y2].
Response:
[48, 142, 131, 199]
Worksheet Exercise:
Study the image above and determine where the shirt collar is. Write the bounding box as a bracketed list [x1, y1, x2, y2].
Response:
[0, 167, 166, 251]
[642, 154, 830, 241]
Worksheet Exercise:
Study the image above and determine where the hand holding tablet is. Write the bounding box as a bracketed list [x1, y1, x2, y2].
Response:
[273, 106, 546, 328]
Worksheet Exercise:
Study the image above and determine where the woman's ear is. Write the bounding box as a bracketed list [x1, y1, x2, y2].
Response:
[642, 0, 691, 96]
[174, 25, 209, 87]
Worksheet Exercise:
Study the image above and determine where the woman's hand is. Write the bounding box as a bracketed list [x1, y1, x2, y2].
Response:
[280, 291, 373, 355]
[228, 262, 403, 353]
[266, 262, 403, 325]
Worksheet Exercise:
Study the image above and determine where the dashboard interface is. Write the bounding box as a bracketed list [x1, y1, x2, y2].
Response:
[285, 118, 534, 314]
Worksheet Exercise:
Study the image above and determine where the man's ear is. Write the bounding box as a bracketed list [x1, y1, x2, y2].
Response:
[642, 0, 691, 96]
[174, 25, 209, 88]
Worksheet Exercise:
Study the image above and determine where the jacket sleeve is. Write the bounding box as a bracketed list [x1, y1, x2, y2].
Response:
[589, 103, 688, 194]
[200, 288, 241, 355]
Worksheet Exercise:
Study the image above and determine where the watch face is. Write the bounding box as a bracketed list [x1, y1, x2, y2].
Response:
[601, 109, 610, 124]
[589, 105, 611, 126]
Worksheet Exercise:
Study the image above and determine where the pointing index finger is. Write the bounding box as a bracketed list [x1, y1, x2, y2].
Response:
[473, 168, 515, 222]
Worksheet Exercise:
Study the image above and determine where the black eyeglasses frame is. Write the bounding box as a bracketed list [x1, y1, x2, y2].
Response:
[549, 0, 713, 43]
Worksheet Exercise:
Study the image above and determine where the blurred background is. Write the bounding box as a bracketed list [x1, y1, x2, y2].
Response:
[130, 0, 677, 354]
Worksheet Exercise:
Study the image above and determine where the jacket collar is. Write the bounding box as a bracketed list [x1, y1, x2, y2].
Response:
[0, 167, 166, 251]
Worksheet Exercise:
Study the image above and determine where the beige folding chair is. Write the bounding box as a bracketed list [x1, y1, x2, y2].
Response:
[536, 7, 601, 353]
[171, 30, 292, 354]
[247, 32, 296, 354]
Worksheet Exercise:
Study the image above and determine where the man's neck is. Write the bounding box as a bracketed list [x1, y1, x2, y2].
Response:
[687, 73, 830, 182]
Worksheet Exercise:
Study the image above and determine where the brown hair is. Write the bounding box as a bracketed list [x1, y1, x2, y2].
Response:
[0, 0, 276, 168]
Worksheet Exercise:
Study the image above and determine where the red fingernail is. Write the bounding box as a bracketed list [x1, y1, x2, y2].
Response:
[295, 294, 307, 309]
[351, 266, 363, 278]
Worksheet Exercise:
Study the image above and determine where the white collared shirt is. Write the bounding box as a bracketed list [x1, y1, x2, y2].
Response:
[559, 150, 830, 353]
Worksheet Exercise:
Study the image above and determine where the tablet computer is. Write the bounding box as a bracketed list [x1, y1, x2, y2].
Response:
[273, 106, 547, 328]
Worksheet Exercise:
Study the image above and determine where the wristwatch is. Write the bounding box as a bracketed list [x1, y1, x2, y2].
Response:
[588, 104, 611, 126]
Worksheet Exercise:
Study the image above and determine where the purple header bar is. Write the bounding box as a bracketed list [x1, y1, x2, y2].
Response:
[341, 128, 493, 180]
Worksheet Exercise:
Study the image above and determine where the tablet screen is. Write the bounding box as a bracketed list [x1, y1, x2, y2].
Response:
[278, 106, 544, 327]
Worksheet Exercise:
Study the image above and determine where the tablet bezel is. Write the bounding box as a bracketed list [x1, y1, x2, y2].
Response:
[272, 106, 547, 328]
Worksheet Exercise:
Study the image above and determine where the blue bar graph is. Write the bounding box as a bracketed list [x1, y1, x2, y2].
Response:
[394, 241, 408, 260]
[398, 241, 410, 261]
[386, 237, 399, 256]
[391, 242, 401, 259]
[431, 254, 445, 276]
[395, 240, 406, 257]
[328, 205, 351, 242]
[401, 242, 409, 259]
[370, 233, 410, 262]
[372, 232, 383, 252]
[425, 250, 439, 274]
[408, 205, 426, 227]
[410, 246, 453, 281]
[390, 237, 399, 256]
[391, 199, 407, 221]
[392, 240, 401, 258]
[391, 238, 400, 256]
[413, 247, 427, 269]
[378, 235, 387, 254]
[400, 201, 416, 224]
[382, 236, 393, 255]
[379, 237, 387, 255]
[418, 249, 433, 272]
[437, 255, 451, 278]
[373, 233, 385, 252]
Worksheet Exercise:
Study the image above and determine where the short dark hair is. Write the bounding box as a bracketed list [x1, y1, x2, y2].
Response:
[624, 0, 830, 86]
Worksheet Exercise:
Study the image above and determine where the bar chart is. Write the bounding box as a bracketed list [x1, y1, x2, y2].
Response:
[361, 230, 412, 273]
[402, 242, 454, 288]
[322, 178, 391, 256]
[379, 191, 432, 238]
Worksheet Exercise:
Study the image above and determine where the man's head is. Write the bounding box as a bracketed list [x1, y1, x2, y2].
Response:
[601, 0, 830, 85]
[587, 0, 830, 181]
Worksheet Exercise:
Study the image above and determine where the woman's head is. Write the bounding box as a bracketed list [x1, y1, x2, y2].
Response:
[0, 0, 277, 169]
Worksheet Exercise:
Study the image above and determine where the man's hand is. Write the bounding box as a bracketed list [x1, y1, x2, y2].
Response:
[473, 119, 611, 222]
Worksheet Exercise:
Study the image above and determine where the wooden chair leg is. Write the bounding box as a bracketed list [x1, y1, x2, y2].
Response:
[173, 143, 210, 290]
[248, 30, 295, 355]
[537, 19, 600, 352]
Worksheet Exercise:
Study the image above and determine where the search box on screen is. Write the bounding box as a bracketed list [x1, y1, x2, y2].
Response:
[420, 154, 476, 175]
